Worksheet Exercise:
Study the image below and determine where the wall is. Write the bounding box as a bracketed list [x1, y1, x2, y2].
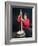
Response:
[0, 0, 38, 46]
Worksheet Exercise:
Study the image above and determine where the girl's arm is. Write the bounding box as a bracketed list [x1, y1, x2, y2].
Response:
[17, 15, 21, 23]
[21, 18, 24, 22]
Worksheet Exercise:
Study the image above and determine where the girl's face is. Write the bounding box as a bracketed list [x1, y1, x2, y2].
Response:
[24, 14, 27, 19]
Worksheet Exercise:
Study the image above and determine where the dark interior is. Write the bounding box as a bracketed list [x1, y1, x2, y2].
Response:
[11, 6, 32, 38]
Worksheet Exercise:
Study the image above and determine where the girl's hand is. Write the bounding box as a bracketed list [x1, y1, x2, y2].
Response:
[21, 18, 24, 22]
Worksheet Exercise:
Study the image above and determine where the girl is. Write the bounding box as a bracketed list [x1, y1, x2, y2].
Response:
[17, 13, 32, 37]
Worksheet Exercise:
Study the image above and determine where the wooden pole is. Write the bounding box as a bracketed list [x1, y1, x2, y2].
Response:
[20, 9, 23, 31]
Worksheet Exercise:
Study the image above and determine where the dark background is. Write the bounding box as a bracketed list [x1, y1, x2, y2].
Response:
[12, 7, 32, 32]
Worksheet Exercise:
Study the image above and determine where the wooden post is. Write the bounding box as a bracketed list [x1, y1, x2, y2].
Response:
[20, 9, 23, 31]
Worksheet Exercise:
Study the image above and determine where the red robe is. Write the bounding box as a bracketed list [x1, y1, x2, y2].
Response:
[17, 15, 30, 30]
